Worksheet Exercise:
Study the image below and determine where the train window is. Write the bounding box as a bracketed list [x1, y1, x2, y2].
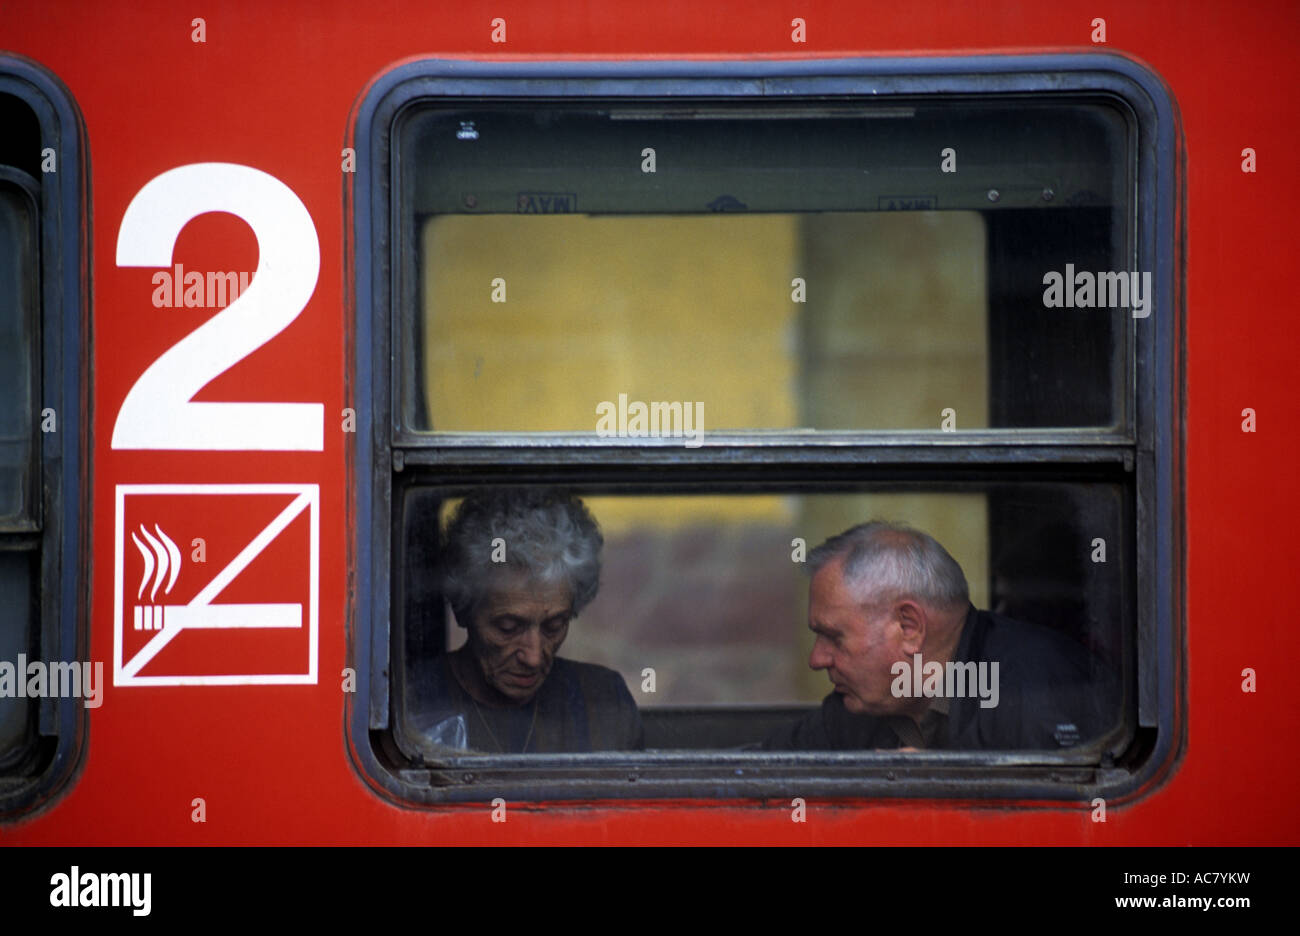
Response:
[398, 104, 1129, 436]
[0, 179, 38, 528]
[0, 67, 88, 815]
[0, 174, 40, 771]
[351, 56, 1181, 804]
[393, 484, 1127, 758]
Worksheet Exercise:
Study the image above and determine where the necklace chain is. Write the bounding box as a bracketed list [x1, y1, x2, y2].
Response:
[471, 693, 539, 754]
[451, 652, 540, 753]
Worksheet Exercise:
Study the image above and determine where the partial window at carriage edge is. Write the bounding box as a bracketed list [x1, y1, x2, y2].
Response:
[0, 178, 38, 527]
[0, 137, 42, 771]
[397, 99, 1133, 434]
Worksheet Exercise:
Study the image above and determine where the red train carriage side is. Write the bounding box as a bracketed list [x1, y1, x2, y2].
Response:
[0, 0, 1296, 847]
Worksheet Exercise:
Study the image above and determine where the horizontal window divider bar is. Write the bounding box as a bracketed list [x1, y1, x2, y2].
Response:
[392, 431, 1135, 449]
[391, 466, 1131, 491]
[390, 445, 1134, 473]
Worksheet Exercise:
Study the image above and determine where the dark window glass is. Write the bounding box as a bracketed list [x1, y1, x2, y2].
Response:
[0, 113, 42, 776]
[0, 179, 37, 527]
[394, 483, 1127, 759]
[398, 101, 1131, 436]
[0, 551, 36, 771]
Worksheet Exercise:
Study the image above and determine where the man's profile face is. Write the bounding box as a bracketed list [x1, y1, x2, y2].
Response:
[466, 577, 573, 704]
[807, 557, 907, 716]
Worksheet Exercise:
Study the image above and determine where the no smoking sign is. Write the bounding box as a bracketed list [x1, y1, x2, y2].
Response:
[113, 484, 319, 686]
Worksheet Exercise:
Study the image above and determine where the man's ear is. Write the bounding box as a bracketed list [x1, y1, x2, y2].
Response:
[895, 599, 927, 653]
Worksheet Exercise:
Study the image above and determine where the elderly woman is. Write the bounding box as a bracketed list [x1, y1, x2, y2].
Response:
[426, 488, 644, 754]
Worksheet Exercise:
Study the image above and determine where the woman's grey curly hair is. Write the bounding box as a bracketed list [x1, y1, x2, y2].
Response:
[439, 488, 604, 626]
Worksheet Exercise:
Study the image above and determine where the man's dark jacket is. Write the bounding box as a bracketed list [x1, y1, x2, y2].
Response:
[765, 605, 1119, 751]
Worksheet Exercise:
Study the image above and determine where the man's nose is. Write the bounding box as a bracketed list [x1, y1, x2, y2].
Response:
[517, 627, 544, 668]
[809, 638, 831, 671]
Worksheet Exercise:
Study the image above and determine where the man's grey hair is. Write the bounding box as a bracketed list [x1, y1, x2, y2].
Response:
[439, 488, 603, 626]
[807, 520, 970, 611]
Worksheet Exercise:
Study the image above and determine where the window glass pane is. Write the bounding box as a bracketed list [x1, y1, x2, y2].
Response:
[395, 483, 1126, 756]
[0, 550, 36, 769]
[400, 100, 1130, 434]
[0, 180, 37, 527]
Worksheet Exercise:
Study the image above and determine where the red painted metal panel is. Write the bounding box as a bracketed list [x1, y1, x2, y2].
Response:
[1, 0, 1297, 844]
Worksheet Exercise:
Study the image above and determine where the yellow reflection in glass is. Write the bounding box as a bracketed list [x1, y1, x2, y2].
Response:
[420, 211, 988, 435]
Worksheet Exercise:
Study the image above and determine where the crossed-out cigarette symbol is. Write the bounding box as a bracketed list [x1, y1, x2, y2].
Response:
[121, 492, 308, 681]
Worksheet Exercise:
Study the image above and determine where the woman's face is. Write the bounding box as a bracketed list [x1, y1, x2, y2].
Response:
[466, 578, 574, 704]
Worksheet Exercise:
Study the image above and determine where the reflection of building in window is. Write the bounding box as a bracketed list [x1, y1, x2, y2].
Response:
[421, 213, 801, 433]
[795, 211, 989, 698]
[423, 211, 991, 704]
[798, 212, 988, 431]
[419, 211, 987, 434]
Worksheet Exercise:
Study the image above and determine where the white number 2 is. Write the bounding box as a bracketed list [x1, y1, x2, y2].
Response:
[113, 163, 323, 451]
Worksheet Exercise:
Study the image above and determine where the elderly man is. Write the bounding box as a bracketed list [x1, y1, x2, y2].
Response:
[423, 488, 644, 754]
[765, 521, 1116, 751]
